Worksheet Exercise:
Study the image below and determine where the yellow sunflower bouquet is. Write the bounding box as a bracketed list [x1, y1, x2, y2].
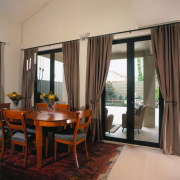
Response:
[6, 92, 23, 107]
[40, 91, 59, 110]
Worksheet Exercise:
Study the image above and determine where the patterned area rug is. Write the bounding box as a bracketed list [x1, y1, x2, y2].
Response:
[0, 142, 123, 180]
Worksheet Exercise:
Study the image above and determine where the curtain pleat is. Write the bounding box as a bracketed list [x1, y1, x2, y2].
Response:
[62, 40, 79, 111]
[85, 35, 112, 142]
[22, 48, 38, 108]
[151, 23, 180, 155]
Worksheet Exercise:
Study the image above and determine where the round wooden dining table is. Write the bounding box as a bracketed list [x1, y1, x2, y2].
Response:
[24, 109, 77, 169]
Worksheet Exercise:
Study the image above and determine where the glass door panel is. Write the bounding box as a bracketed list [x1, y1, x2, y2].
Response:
[134, 40, 159, 143]
[54, 52, 68, 103]
[36, 54, 50, 102]
[105, 43, 127, 139]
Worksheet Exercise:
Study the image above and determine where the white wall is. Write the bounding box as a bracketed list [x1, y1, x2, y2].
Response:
[0, 14, 22, 104]
[23, 0, 138, 109]
[23, 0, 137, 48]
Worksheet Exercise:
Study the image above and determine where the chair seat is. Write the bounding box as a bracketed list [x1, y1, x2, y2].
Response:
[54, 130, 86, 142]
[12, 132, 34, 143]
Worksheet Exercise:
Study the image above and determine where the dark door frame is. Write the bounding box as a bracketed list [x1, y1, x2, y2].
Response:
[34, 48, 62, 104]
[102, 35, 163, 148]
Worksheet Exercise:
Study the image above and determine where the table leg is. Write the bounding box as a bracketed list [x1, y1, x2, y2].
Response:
[35, 121, 43, 169]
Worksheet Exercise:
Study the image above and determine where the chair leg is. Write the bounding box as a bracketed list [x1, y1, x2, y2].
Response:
[45, 136, 48, 158]
[84, 140, 89, 159]
[122, 128, 124, 132]
[24, 145, 28, 168]
[138, 129, 140, 134]
[0, 139, 5, 159]
[54, 141, 57, 163]
[73, 144, 79, 168]
[10, 143, 14, 161]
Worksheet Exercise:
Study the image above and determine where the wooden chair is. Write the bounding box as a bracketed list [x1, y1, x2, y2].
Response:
[0, 103, 10, 159]
[54, 109, 92, 168]
[45, 103, 70, 157]
[36, 103, 48, 109]
[4, 110, 35, 168]
[0, 111, 6, 159]
[122, 105, 146, 134]
[53, 104, 70, 111]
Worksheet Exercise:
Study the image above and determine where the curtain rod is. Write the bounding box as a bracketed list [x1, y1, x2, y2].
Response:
[0, 41, 6, 45]
[23, 21, 180, 51]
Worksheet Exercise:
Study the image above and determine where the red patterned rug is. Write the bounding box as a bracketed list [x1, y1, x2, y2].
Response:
[0, 142, 123, 180]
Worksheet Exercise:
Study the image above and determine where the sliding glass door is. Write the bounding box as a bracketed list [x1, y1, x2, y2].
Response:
[103, 36, 163, 147]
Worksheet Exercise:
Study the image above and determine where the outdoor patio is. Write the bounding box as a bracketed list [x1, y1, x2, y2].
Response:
[105, 106, 159, 143]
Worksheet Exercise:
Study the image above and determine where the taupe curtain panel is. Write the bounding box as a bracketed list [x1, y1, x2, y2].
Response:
[151, 23, 180, 155]
[86, 35, 112, 142]
[62, 40, 79, 111]
[22, 48, 38, 108]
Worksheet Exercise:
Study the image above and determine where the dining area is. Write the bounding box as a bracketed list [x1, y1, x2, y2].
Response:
[0, 27, 122, 179]
[0, 96, 92, 169]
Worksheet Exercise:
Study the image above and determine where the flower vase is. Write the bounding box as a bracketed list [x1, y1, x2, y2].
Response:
[12, 100, 19, 110]
[47, 102, 54, 115]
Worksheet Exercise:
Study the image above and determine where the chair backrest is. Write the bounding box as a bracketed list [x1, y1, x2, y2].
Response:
[53, 104, 70, 111]
[0, 103, 10, 109]
[105, 114, 114, 132]
[105, 108, 108, 117]
[36, 103, 48, 109]
[140, 106, 146, 120]
[73, 109, 92, 140]
[4, 110, 27, 140]
[0, 103, 10, 120]
[0, 103, 10, 138]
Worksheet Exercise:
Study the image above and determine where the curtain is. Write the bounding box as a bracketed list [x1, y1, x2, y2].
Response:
[151, 24, 180, 155]
[62, 40, 79, 111]
[85, 35, 112, 142]
[22, 48, 38, 108]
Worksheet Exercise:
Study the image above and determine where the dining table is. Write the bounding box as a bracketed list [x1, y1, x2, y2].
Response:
[12, 108, 77, 169]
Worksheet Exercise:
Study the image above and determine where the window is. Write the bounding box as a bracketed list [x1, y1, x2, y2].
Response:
[34, 49, 68, 103]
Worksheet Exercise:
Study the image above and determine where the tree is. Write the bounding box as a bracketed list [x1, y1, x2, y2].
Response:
[137, 57, 144, 81]
[105, 82, 116, 99]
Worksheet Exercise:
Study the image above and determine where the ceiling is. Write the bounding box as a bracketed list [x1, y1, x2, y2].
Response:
[131, 0, 180, 27]
[0, 0, 179, 26]
[0, 0, 52, 23]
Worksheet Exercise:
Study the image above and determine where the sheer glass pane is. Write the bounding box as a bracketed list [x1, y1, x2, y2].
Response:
[134, 40, 159, 143]
[105, 43, 127, 139]
[54, 52, 68, 103]
[37, 54, 50, 96]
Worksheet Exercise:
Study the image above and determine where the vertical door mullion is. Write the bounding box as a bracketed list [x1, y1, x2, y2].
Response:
[127, 40, 134, 142]
[50, 53, 54, 92]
